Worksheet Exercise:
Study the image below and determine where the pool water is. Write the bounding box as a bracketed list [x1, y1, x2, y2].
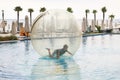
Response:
[0, 34, 120, 80]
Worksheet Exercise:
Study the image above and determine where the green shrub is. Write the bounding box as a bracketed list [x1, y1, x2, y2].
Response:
[0, 37, 4, 41]
[8, 35, 18, 40]
[95, 25, 102, 33]
[0, 35, 18, 41]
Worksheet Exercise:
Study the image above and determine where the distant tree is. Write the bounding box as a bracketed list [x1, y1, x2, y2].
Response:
[95, 25, 101, 33]
[40, 7, 46, 12]
[92, 10, 97, 25]
[28, 8, 34, 27]
[109, 14, 115, 29]
[85, 9, 90, 32]
[39, 7, 46, 37]
[109, 14, 115, 22]
[67, 7, 73, 13]
[101, 6, 107, 25]
[14, 6, 22, 31]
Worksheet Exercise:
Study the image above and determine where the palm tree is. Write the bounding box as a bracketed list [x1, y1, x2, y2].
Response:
[40, 7, 46, 12]
[39, 7, 46, 37]
[101, 6, 107, 25]
[92, 10, 97, 25]
[85, 9, 90, 32]
[14, 6, 22, 31]
[109, 14, 115, 22]
[67, 7, 73, 13]
[28, 8, 34, 28]
[109, 14, 115, 29]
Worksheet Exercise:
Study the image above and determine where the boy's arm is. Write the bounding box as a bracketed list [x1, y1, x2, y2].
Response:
[67, 51, 73, 56]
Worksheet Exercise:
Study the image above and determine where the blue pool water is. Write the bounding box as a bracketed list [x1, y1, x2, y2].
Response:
[0, 34, 120, 80]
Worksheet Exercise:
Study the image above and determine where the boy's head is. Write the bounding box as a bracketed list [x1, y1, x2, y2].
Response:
[63, 44, 68, 50]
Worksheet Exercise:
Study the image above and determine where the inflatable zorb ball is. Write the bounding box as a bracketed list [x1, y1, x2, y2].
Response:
[31, 9, 82, 56]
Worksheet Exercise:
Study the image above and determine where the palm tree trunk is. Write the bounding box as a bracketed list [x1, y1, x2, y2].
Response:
[86, 13, 88, 32]
[103, 12, 105, 24]
[17, 11, 19, 31]
[93, 13, 96, 32]
[102, 12, 105, 30]
[110, 18, 113, 29]
[94, 13, 96, 25]
[30, 12, 32, 28]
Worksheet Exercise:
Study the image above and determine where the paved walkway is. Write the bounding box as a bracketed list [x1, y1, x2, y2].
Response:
[0, 32, 120, 43]
[0, 33, 30, 43]
[0, 33, 19, 37]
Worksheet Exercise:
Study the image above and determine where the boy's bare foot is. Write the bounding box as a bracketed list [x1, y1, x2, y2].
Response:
[46, 48, 50, 51]
[46, 48, 53, 58]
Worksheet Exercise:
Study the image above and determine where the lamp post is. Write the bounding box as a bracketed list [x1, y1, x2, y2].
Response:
[2, 10, 4, 21]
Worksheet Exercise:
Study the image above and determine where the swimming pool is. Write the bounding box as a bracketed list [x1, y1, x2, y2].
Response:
[0, 34, 120, 80]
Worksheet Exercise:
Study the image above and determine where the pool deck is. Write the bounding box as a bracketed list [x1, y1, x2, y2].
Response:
[0, 32, 120, 43]
[0, 40, 19, 44]
[0, 33, 30, 43]
[82, 33, 107, 37]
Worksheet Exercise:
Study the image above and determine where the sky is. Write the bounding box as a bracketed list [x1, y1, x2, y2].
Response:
[0, 0, 120, 20]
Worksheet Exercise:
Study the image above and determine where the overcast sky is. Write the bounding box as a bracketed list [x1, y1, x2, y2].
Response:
[0, 0, 120, 20]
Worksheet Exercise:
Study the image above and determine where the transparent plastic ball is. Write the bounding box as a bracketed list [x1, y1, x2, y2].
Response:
[31, 9, 82, 56]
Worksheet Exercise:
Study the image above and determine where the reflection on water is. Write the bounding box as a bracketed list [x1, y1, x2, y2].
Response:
[24, 40, 30, 55]
[0, 34, 120, 80]
[31, 56, 80, 80]
[75, 34, 120, 80]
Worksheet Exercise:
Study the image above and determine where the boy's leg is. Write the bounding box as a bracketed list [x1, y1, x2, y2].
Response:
[46, 48, 53, 57]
